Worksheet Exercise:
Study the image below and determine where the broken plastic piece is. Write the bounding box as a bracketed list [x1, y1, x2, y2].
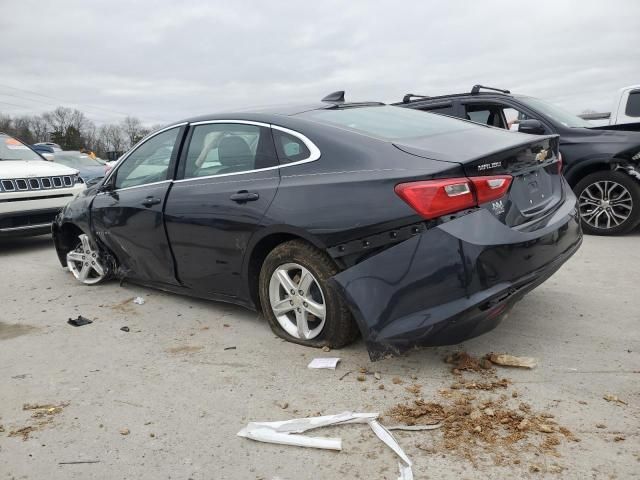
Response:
[67, 316, 92, 327]
[398, 462, 414, 480]
[308, 358, 341, 369]
[368, 420, 412, 466]
[237, 411, 378, 451]
[488, 353, 537, 369]
[133, 297, 145, 305]
[120, 326, 130, 332]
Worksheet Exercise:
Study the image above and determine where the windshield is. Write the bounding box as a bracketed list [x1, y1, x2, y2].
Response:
[0, 134, 43, 161]
[55, 152, 102, 168]
[301, 105, 470, 140]
[516, 96, 592, 128]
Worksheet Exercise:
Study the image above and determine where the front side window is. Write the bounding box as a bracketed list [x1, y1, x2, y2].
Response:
[183, 123, 277, 178]
[114, 127, 179, 189]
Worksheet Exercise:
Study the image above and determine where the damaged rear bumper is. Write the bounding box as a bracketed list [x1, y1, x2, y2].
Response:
[330, 197, 582, 360]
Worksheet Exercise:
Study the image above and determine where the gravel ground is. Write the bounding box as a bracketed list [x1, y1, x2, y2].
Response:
[0, 233, 638, 479]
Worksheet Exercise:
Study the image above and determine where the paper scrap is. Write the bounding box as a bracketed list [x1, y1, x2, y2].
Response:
[308, 358, 341, 369]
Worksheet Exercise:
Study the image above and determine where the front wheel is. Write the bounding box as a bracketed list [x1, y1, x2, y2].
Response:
[259, 240, 359, 348]
[66, 234, 110, 284]
[575, 171, 640, 235]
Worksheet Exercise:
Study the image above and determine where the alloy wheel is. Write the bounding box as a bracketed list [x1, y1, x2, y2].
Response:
[578, 180, 633, 230]
[268, 262, 326, 340]
[66, 234, 107, 285]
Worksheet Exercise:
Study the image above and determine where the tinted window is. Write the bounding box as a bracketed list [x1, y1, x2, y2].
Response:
[464, 104, 505, 128]
[302, 105, 469, 140]
[0, 134, 42, 162]
[273, 130, 311, 164]
[183, 123, 277, 179]
[114, 128, 179, 189]
[625, 91, 640, 117]
[419, 104, 454, 116]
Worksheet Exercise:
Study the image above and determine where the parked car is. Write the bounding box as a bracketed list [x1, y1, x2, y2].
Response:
[30, 144, 56, 161]
[52, 150, 108, 185]
[52, 94, 582, 359]
[579, 85, 640, 129]
[33, 141, 62, 152]
[397, 85, 640, 235]
[0, 133, 84, 237]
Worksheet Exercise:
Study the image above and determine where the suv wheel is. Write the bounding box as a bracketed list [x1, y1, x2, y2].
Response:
[575, 171, 640, 235]
[259, 240, 359, 348]
[66, 234, 109, 284]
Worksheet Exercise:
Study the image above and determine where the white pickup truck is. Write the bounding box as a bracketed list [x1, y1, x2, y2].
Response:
[0, 132, 85, 237]
[580, 85, 640, 129]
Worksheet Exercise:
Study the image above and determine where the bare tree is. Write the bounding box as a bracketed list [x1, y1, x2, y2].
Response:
[120, 116, 146, 149]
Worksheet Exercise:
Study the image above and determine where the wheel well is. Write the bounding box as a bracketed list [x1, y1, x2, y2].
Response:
[54, 223, 84, 265]
[247, 233, 305, 312]
[566, 162, 611, 188]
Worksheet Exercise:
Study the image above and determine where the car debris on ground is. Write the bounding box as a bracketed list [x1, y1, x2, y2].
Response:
[8, 402, 69, 441]
[133, 297, 145, 305]
[488, 353, 538, 369]
[120, 326, 130, 332]
[67, 316, 92, 327]
[238, 411, 419, 478]
[603, 394, 627, 405]
[307, 358, 341, 369]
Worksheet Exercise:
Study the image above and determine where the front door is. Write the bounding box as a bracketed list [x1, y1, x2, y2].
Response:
[164, 121, 280, 298]
[91, 126, 183, 285]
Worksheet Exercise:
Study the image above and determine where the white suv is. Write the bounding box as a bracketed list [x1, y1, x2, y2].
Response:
[0, 133, 85, 237]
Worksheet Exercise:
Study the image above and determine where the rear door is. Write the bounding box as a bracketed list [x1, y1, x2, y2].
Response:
[164, 121, 280, 298]
[91, 126, 184, 285]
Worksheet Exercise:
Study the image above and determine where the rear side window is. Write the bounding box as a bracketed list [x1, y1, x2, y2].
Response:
[273, 130, 311, 164]
[418, 103, 455, 116]
[183, 123, 277, 179]
[302, 105, 469, 140]
[625, 91, 640, 117]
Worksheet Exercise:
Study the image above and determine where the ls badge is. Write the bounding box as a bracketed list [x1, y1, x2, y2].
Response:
[491, 200, 505, 216]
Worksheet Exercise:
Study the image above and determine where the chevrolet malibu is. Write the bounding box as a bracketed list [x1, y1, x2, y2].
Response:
[52, 94, 582, 359]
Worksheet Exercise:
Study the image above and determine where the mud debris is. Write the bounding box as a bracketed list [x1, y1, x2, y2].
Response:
[444, 352, 494, 374]
[404, 384, 422, 396]
[451, 378, 510, 391]
[603, 394, 627, 405]
[8, 402, 69, 441]
[488, 353, 538, 369]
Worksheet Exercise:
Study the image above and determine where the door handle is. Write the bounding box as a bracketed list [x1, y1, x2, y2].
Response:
[141, 196, 161, 207]
[230, 191, 260, 203]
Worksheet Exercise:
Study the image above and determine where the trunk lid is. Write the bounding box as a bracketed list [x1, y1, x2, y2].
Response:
[394, 132, 564, 230]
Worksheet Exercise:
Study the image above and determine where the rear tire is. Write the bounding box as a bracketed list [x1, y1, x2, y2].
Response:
[259, 240, 359, 349]
[574, 171, 640, 236]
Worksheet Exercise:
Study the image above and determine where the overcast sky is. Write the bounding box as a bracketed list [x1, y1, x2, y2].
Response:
[1, 0, 638, 126]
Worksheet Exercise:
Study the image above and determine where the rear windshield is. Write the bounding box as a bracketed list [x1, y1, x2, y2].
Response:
[301, 105, 471, 140]
[0, 134, 43, 161]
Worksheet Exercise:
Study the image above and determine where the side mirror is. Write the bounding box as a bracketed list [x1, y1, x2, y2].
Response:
[518, 119, 546, 135]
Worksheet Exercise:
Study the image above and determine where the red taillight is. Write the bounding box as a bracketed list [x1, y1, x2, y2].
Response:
[469, 175, 512, 204]
[395, 175, 512, 220]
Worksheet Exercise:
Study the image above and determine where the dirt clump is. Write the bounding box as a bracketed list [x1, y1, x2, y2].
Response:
[444, 352, 494, 374]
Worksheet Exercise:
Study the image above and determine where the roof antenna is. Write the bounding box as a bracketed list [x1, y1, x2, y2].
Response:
[321, 91, 345, 103]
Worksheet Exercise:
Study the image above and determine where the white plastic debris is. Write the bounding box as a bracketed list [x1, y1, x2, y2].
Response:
[307, 358, 341, 369]
[133, 297, 145, 305]
[398, 462, 414, 480]
[238, 412, 416, 478]
[237, 411, 377, 450]
[367, 420, 412, 466]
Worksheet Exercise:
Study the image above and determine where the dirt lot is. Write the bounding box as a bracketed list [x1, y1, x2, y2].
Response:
[1, 233, 638, 479]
